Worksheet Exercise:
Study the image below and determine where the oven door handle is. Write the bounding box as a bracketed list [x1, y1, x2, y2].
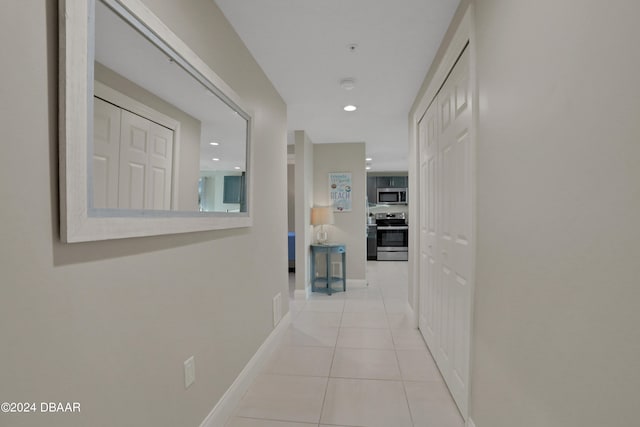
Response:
[377, 226, 409, 230]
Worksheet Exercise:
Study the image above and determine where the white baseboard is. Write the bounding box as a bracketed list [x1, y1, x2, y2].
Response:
[199, 311, 291, 427]
[467, 417, 477, 427]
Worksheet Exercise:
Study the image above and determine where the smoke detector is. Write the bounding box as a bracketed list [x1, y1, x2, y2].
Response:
[340, 78, 356, 90]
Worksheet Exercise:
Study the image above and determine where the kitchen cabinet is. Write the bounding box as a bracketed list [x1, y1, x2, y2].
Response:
[367, 225, 377, 260]
[367, 176, 377, 205]
[376, 176, 407, 189]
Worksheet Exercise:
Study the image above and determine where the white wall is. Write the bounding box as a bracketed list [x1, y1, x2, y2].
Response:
[313, 143, 367, 281]
[408, 0, 640, 426]
[471, 1, 640, 426]
[0, 1, 287, 426]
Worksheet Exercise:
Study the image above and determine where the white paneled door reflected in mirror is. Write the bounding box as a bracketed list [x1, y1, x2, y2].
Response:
[93, 0, 248, 213]
[59, 0, 253, 242]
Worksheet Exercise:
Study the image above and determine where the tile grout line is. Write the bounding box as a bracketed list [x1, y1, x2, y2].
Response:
[251, 264, 416, 426]
[315, 297, 344, 426]
[381, 274, 417, 427]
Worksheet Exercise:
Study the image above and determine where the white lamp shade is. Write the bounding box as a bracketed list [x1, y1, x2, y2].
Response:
[310, 206, 334, 225]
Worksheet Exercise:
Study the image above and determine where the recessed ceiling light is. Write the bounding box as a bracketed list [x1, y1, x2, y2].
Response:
[366, 157, 372, 161]
[344, 105, 357, 112]
[209, 142, 219, 146]
[234, 166, 241, 170]
[212, 158, 220, 161]
[366, 166, 371, 170]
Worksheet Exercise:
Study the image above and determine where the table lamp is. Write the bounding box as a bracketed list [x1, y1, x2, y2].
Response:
[310, 206, 334, 244]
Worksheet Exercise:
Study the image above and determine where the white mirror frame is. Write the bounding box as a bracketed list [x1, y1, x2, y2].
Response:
[59, 0, 253, 242]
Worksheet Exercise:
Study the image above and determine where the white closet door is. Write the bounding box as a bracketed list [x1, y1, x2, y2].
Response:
[118, 110, 173, 210]
[418, 102, 440, 353]
[417, 46, 472, 417]
[436, 52, 456, 388]
[147, 123, 174, 210]
[438, 47, 472, 415]
[93, 98, 121, 209]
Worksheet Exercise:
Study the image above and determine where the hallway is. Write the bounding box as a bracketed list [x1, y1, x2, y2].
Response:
[225, 262, 463, 427]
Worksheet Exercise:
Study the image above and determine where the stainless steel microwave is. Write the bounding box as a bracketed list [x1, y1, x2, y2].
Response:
[377, 188, 407, 205]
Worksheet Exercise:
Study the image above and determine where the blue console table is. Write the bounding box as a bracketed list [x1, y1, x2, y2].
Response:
[310, 244, 346, 295]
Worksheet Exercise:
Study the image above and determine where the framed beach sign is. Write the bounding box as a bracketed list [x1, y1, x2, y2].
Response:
[329, 172, 352, 212]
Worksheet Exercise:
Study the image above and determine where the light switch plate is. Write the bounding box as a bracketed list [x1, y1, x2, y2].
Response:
[184, 356, 195, 389]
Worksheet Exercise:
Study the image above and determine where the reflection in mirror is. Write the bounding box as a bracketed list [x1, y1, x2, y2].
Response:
[94, 0, 248, 213]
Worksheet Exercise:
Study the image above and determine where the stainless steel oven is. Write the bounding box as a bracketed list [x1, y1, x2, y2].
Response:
[375, 213, 408, 261]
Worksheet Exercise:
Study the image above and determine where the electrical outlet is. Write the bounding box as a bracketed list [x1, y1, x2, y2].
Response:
[272, 293, 282, 326]
[184, 356, 195, 389]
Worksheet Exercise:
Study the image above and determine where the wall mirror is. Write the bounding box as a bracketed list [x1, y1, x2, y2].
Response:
[59, 0, 253, 242]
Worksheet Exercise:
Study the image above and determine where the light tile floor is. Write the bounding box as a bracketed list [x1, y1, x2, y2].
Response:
[226, 261, 464, 427]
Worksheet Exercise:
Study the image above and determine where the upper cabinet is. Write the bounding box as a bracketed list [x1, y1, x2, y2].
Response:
[367, 176, 378, 205]
[375, 176, 408, 189]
